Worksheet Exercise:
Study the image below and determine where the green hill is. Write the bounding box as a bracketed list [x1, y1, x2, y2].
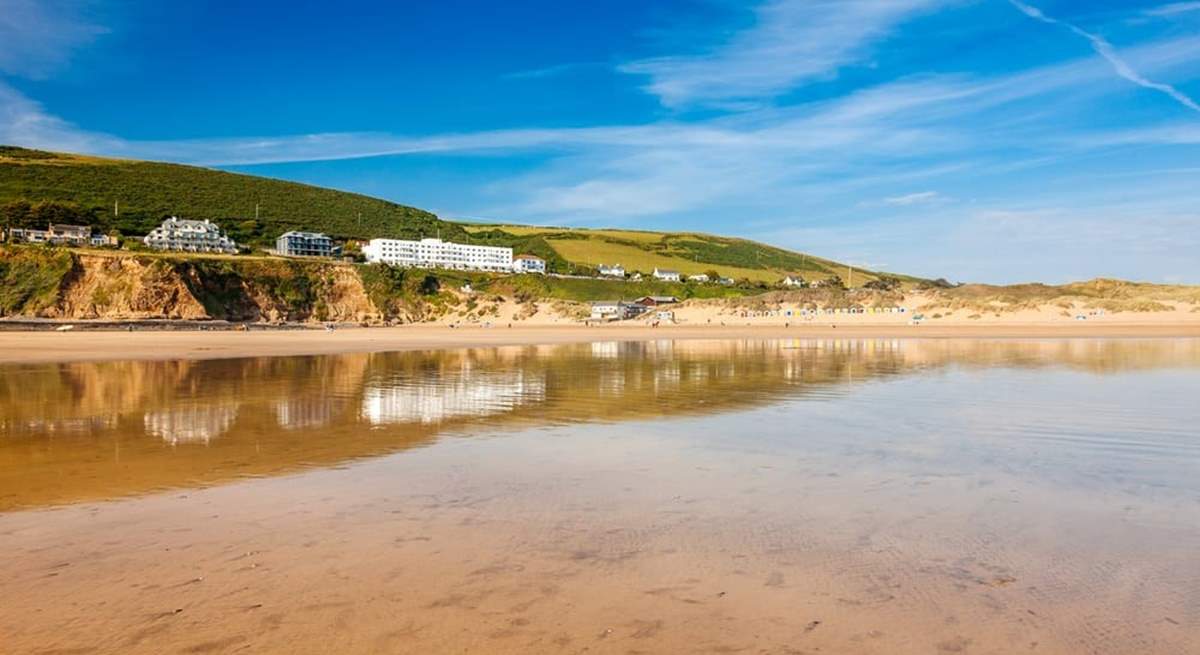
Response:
[1, 145, 919, 285]
[0, 145, 466, 246]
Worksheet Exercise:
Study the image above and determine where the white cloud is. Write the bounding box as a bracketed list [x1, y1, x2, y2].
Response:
[1145, 2, 1200, 17]
[1009, 0, 1200, 113]
[0, 81, 122, 152]
[0, 0, 108, 79]
[619, 0, 945, 108]
[884, 191, 943, 206]
[502, 62, 596, 80]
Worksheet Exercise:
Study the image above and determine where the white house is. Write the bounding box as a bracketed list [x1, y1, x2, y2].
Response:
[598, 263, 625, 278]
[653, 268, 681, 282]
[589, 301, 647, 321]
[687, 273, 709, 283]
[781, 275, 806, 287]
[512, 254, 546, 274]
[362, 237, 512, 272]
[144, 217, 238, 254]
[718, 277, 735, 286]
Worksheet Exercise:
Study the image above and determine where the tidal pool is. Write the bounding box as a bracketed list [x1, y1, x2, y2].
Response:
[1, 339, 1197, 654]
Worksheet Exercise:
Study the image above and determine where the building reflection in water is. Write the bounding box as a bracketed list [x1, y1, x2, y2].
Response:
[144, 404, 240, 445]
[362, 366, 547, 425]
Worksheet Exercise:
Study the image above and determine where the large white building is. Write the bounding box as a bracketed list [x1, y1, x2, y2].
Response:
[362, 238, 512, 272]
[144, 217, 238, 254]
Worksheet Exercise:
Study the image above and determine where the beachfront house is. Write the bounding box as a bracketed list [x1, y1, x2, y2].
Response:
[635, 295, 679, 307]
[362, 238, 512, 272]
[687, 273, 709, 283]
[781, 275, 805, 287]
[598, 263, 625, 278]
[653, 268, 681, 282]
[143, 217, 239, 254]
[512, 254, 546, 274]
[276, 231, 339, 258]
[590, 300, 621, 321]
[589, 300, 647, 321]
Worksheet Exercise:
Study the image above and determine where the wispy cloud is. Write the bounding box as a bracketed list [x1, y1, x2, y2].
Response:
[0, 0, 108, 79]
[0, 81, 123, 152]
[1145, 2, 1200, 17]
[884, 191, 943, 206]
[620, 0, 944, 108]
[502, 62, 596, 80]
[1009, 0, 1200, 113]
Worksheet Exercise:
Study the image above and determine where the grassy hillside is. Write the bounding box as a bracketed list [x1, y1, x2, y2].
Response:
[462, 224, 915, 285]
[1, 145, 922, 285]
[0, 146, 466, 246]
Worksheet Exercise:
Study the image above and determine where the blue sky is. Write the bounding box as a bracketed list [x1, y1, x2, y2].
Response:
[1, 0, 1199, 283]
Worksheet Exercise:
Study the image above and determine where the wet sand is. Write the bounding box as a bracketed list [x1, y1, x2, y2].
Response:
[2, 341, 1197, 654]
[3, 398, 1196, 655]
[2, 322, 1200, 363]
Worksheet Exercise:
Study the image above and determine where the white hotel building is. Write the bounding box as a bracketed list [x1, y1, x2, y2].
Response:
[362, 238, 512, 272]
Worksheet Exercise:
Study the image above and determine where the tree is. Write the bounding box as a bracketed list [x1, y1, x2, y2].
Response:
[704, 269, 720, 282]
[30, 200, 92, 226]
[1, 200, 34, 231]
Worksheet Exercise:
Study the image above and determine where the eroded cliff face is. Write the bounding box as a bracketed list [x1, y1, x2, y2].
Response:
[49, 256, 209, 320]
[0, 249, 388, 323]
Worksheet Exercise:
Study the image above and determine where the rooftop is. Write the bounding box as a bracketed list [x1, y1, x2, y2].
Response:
[280, 231, 330, 239]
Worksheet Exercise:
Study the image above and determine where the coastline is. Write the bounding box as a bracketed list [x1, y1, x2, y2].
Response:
[1, 323, 1199, 364]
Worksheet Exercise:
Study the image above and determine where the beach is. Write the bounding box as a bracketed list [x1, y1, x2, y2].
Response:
[1, 321, 1198, 364]
[3, 338, 1198, 654]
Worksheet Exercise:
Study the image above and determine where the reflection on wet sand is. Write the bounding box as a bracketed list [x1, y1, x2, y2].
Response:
[2, 339, 1199, 510]
[0, 339, 1198, 654]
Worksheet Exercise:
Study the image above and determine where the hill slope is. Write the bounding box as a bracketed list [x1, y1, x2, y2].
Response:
[1, 145, 915, 284]
[0, 146, 466, 246]
[461, 224, 913, 285]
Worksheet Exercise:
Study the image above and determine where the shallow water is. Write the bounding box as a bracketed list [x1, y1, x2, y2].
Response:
[1, 339, 1197, 654]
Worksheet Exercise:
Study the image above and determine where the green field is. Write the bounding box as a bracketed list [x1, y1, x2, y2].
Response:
[463, 223, 913, 285]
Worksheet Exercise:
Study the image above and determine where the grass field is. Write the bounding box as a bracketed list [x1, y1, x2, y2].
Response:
[546, 238, 780, 282]
[463, 223, 907, 285]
